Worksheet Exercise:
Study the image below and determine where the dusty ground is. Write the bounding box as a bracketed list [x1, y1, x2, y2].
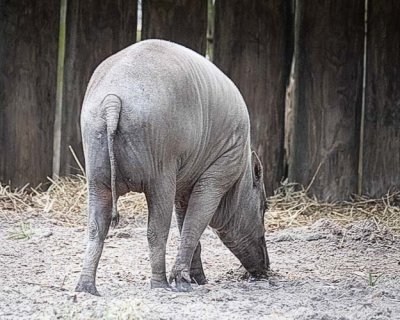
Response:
[1, 212, 399, 320]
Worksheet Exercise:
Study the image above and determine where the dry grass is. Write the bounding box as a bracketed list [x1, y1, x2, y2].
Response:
[0, 175, 147, 227]
[267, 181, 400, 234]
[0, 177, 399, 235]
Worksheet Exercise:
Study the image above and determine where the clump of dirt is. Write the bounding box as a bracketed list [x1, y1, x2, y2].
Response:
[310, 218, 344, 235]
[310, 218, 397, 245]
[343, 219, 396, 243]
[268, 217, 398, 252]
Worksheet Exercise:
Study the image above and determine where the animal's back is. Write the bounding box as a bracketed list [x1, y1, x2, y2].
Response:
[81, 40, 250, 191]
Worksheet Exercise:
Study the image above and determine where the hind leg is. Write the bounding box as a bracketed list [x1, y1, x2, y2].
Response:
[76, 184, 112, 296]
[145, 174, 176, 289]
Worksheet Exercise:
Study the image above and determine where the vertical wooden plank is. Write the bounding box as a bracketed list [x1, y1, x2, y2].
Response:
[288, 0, 364, 201]
[362, 0, 400, 196]
[142, 0, 207, 55]
[58, 0, 137, 175]
[214, 0, 292, 195]
[206, 0, 214, 60]
[0, 1, 59, 188]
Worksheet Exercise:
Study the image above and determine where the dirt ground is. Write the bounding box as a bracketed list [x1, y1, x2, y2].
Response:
[1, 212, 399, 320]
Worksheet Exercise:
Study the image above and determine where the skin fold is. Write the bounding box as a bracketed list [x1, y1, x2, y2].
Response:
[76, 39, 269, 295]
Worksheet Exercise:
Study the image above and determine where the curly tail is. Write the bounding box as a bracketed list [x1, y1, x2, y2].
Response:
[101, 94, 122, 228]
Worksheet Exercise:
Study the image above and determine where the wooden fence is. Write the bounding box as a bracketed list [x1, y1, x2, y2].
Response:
[0, 0, 399, 201]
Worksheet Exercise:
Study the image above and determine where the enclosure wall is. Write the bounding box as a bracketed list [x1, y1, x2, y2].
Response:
[362, 0, 400, 197]
[214, 0, 292, 196]
[0, 0, 59, 188]
[142, 0, 208, 55]
[58, 0, 137, 175]
[289, 0, 365, 201]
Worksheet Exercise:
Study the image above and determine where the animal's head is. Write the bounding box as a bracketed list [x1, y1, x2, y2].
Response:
[218, 151, 269, 277]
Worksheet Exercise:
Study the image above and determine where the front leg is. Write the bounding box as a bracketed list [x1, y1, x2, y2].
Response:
[170, 181, 226, 292]
[190, 244, 207, 285]
[145, 175, 176, 289]
[175, 200, 207, 285]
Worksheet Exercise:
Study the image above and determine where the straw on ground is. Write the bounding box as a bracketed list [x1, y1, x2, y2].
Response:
[0, 177, 399, 235]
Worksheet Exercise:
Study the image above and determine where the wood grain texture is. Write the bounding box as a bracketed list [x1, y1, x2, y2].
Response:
[289, 0, 364, 201]
[0, 0, 59, 187]
[59, 0, 137, 175]
[213, 0, 292, 195]
[142, 0, 207, 55]
[362, 0, 400, 196]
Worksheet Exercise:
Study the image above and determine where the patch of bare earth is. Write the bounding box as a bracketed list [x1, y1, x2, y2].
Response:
[0, 178, 399, 319]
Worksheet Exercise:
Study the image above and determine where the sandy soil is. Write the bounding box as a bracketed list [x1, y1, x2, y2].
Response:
[1, 213, 399, 320]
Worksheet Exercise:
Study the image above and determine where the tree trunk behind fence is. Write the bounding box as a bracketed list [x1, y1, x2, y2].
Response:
[58, 0, 137, 175]
[213, 0, 292, 196]
[289, 0, 364, 201]
[0, 1, 59, 188]
[142, 0, 208, 55]
[362, 0, 400, 197]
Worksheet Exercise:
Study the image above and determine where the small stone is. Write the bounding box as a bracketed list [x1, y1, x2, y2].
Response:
[305, 233, 326, 241]
[116, 232, 131, 239]
[67, 293, 78, 303]
[42, 231, 53, 238]
[273, 233, 295, 242]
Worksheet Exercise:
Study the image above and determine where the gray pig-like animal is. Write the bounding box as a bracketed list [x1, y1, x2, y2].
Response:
[76, 40, 269, 295]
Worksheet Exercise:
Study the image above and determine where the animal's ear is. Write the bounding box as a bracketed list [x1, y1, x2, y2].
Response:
[251, 151, 263, 184]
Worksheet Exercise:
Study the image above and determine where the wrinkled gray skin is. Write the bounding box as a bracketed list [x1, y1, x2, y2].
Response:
[75, 40, 269, 295]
